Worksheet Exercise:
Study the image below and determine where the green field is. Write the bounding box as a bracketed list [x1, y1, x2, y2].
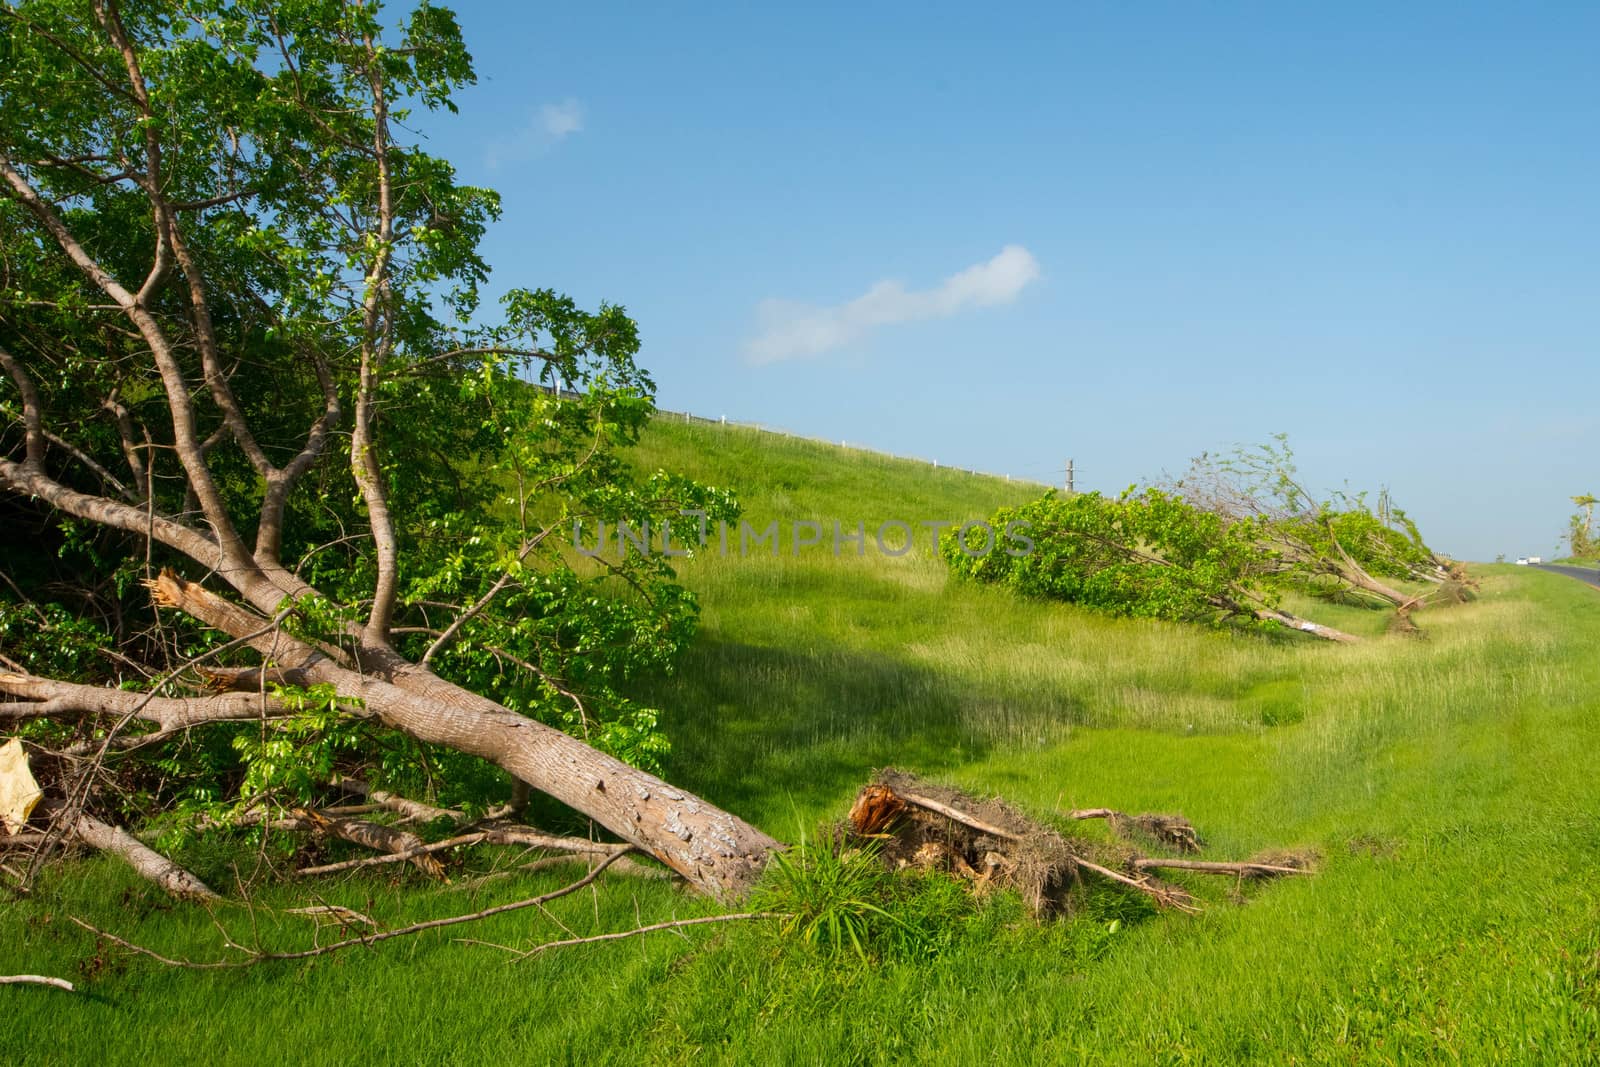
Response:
[5, 417, 1599, 1064]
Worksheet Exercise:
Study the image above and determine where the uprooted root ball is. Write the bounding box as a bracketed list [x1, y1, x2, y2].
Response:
[846, 769, 1313, 917]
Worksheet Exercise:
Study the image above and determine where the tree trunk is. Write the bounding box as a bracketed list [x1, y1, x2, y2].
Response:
[150, 572, 780, 899]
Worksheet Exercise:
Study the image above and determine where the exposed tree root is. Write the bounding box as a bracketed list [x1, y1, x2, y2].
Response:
[849, 770, 1313, 916]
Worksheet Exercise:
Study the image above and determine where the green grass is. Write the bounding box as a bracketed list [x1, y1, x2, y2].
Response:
[5, 416, 1600, 1064]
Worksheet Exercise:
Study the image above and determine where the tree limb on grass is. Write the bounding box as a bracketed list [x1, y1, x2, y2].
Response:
[462, 912, 781, 961]
[73, 847, 630, 968]
[0, 974, 75, 992]
[71, 812, 219, 901]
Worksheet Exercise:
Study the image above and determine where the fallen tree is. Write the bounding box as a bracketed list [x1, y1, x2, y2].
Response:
[1169, 437, 1469, 620]
[0, 0, 775, 899]
[943, 488, 1361, 642]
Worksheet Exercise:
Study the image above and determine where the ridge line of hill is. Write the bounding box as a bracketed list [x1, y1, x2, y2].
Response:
[651, 405, 1056, 490]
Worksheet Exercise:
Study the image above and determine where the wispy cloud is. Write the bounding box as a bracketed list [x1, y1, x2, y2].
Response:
[485, 98, 585, 170]
[539, 98, 585, 139]
[743, 245, 1042, 364]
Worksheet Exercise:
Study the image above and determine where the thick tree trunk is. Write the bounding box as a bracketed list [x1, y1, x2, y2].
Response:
[149, 572, 780, 899]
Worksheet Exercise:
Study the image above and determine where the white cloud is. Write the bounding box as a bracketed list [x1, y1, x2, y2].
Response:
[743, 245, 1042, 365]
[485, 98, 585, 170]
[539, 98, 585, 139]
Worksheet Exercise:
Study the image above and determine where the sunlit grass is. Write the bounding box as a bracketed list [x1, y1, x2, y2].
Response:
[6, 417, 1599, 1064]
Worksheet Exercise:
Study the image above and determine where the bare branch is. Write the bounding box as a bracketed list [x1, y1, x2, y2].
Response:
[41, 429, 139, 502]
[495, 912, 779, 961]
[0, 456, 227, 575]
[101, 393, 149, 499]
[0, 8, 137, 105]
[1074, 857, 1199, 913]
[255, 351, 340, 564]
[170, 188, 254, 212]
[0, 150, 255, 574]
[404, 345, 562, 374]
[0, 343, 44, 467]
[897, 791, 1022, 842]
[0, 671, 293, 732]
[332, 776, 465, 825]
[293, 808, 445, 878]
[296, 832, 490, 876]
[350, 34, 400, 645]
[420, 526, 557, 667]
[73, 847, 629, 967]
[295, 823, 633, 879]
[1132, 858, 1313, 877]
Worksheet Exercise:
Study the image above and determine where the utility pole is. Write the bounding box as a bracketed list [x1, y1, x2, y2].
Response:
[1065, 458, 1075, 494]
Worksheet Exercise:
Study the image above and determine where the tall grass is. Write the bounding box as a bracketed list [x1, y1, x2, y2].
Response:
[5, 416, 1598, 1064]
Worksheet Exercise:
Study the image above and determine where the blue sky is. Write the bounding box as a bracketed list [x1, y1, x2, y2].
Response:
[418, 1, 1598, 561]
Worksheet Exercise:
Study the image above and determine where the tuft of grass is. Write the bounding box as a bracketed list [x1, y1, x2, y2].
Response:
[752, 827, 1003, 964]
[755, 829, 901, 960]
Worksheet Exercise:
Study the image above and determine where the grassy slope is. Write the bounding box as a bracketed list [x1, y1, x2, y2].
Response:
[6, 417, 1599, 1064]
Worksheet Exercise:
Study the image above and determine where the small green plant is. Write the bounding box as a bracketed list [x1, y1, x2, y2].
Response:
[756, 829, 903, 960]
[754, 828, 999, 962]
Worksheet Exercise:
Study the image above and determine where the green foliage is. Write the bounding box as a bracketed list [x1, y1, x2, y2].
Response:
[756, 831, 903, 960]
[1568, 507, 1594, 559]
[229, 684, 363, 808]
[943, 488, 1280, 627]
[1290, 506, 1439, 583]
[0, 595, 110, 680]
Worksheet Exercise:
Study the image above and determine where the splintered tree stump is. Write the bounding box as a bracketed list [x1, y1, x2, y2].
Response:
[847, 784, 907, 836]
[847, 770, 1312, 916]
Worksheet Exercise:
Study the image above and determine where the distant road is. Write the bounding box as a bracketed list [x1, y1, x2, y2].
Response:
[1533, 563, 1600, 589]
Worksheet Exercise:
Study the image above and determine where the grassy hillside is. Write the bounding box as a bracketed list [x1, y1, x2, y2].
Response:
[6, 416, 1599, 1064]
